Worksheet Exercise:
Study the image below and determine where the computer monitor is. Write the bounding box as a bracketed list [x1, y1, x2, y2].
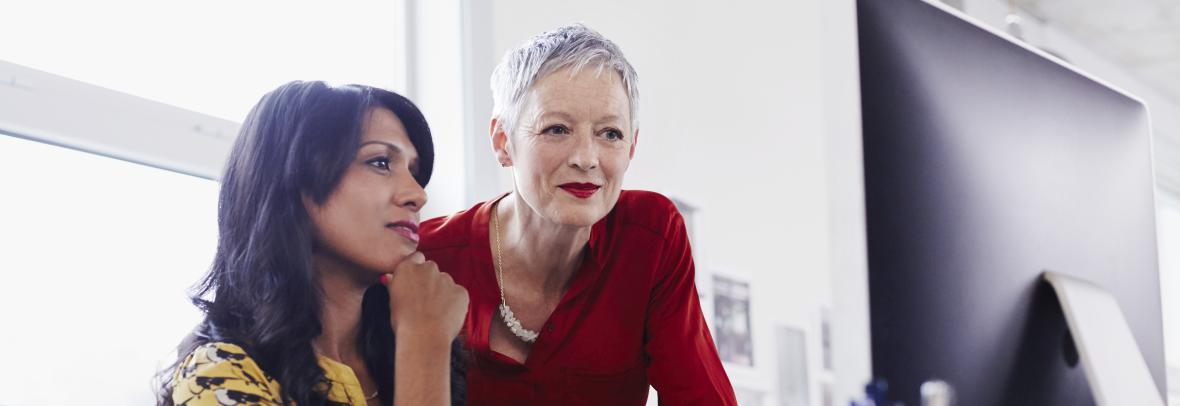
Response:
[856, 0, 1167, 405]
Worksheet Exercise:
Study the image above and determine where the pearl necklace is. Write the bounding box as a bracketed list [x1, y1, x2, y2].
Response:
[492, 202, 540, 343]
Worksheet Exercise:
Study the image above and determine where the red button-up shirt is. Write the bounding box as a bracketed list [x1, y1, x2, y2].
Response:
[419, 190, 737, 405]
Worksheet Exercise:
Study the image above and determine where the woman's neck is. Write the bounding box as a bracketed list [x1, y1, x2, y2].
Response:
[495, 193, 592, 297]
[310, 253, 370, 364]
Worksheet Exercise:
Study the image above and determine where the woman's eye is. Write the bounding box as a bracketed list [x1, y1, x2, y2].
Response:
[366, 157, 391, 171]
[543, 125, 570, 135]
[602, 129, 624, 141]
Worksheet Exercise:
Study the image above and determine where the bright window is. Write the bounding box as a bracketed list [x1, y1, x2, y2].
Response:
[0, 134, 218, 403]
[2, 0, 407, 123]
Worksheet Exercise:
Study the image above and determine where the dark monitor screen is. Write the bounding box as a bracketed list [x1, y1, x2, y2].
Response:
[857, 0, 1166, 404]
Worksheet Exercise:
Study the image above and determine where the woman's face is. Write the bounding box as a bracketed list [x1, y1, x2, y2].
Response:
[495, 66, 637, 227]
[305, 107, 427, 274]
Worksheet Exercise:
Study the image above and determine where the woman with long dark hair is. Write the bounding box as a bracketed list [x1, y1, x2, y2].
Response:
[156, 81, 468, 406]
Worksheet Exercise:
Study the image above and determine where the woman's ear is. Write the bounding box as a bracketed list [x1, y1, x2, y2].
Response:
[301, 194, 320, 218]
[491, 117, 513, 167]
[301, 193, 326, 249]
[629, 128, 640, 160]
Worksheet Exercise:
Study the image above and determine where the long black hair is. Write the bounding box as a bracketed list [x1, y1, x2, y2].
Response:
[156, 81, 465, 406]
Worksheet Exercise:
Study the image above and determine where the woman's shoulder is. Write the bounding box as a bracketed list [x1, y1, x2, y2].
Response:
[420, 199, 490, 250]
[611, 190, 685, 233]
[171, 342, 281, 405]
[616, 190, 678, 211]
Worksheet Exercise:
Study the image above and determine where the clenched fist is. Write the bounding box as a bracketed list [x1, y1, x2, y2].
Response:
[380, 251, 469, 342]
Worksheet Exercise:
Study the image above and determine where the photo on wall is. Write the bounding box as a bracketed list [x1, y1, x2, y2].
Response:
[713, 275, 753, 366]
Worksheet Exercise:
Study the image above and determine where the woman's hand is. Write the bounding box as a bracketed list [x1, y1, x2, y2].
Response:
[382, 252, 467, 406]
[381, 251, 469, 342]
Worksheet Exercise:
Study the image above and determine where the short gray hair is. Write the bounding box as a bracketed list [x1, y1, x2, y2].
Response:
[490, 23, 640, 134]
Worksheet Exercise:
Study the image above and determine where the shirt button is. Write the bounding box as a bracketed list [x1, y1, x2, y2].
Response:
[547, 325, 555, 332]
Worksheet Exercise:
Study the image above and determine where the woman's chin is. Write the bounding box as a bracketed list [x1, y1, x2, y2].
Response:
[360, 248, 417, 274]
[549, 207, 608, 228]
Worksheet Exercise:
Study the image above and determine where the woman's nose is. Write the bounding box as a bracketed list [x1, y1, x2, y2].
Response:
[396, 175, 428, 212]
[567, 133, 599, 171]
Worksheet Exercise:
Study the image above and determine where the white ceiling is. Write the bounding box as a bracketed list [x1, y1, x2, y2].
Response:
[1014, 0, 1180, 103]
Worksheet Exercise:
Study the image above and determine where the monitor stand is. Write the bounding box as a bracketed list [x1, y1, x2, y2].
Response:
[1042, 271, 1165, 406]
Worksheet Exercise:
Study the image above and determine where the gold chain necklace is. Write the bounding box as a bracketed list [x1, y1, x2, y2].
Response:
[492, 202, 540, 343]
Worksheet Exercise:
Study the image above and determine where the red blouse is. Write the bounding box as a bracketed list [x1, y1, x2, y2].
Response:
[419, 190, 737, 405]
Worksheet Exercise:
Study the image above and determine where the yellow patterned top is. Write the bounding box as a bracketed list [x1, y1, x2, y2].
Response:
[171, 342, 372, 405]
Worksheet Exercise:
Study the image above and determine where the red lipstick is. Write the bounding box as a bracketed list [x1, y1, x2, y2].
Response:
[559, 183, 600, 199]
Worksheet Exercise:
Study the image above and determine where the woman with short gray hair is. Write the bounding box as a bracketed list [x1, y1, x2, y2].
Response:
[419, 24, 736, 405]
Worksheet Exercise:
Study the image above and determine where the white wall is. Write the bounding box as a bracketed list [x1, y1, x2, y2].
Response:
[408, 0, 471, 220]
[1156, 197, 1180, 406]
[820, 0, 875, 402]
